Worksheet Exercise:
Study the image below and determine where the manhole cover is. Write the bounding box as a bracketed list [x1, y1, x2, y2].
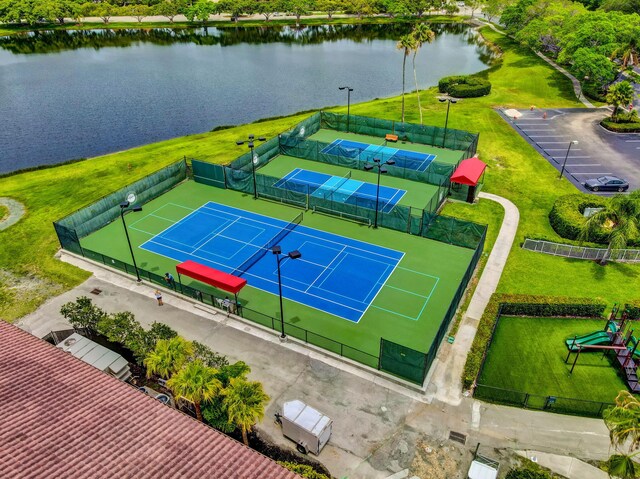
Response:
[449, 431, 467, 444]
[90, 288, 102, 295]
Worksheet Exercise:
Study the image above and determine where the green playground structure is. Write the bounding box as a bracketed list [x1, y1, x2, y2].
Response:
[565, 327, 615, 351]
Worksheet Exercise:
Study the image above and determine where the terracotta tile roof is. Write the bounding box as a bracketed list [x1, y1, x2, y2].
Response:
[0, 322, 299, 479]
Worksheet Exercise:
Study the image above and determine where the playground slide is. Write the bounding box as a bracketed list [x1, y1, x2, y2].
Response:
[565, 330, 612, 351]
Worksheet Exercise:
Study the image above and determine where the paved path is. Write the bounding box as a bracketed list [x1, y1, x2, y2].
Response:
[427, 193, 518, 406]
[474, 19, 595, 108]
[516, 451, 608, 479]
[17, 193, 611, 478]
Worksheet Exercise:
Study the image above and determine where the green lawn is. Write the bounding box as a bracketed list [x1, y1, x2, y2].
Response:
[478, 316, 628, 405]
[79, 181, 474, 363]
[1, 24, 638, 323]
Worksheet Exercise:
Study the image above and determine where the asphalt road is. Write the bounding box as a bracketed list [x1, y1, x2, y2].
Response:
[498, 108, 640, 195]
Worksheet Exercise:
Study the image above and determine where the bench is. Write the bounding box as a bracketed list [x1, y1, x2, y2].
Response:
[385, 134, 398, 142]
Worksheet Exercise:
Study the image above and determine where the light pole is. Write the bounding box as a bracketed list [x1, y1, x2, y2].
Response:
[439, 97, 457, 148]
[364, 158, 395, 228]
[339, 86, 354, 133]
[272, 246, 302, 339]
[235, 135, 266, 199]
[119, 201, 143, 282]
[559, 140, 578, 179]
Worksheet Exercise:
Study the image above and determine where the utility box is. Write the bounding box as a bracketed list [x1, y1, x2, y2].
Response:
[280, 400, 332, 455]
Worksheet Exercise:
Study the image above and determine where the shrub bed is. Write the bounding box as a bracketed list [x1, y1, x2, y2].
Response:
[461, 294, 606, 390]
[601, 119, 640, 133]
[625, 300, 640, 320]
[548, 194, 608, 243]
[438, 75, 492, 98]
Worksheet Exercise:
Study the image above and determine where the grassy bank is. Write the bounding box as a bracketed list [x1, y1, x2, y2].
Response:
[1, 25, 638, 321]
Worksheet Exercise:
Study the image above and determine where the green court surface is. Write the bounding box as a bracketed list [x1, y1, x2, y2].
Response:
[80, 180, 474, 363]
[259, 154, 440, 210]
[478, 316, 629, 404]
[309, 129, 464, 165]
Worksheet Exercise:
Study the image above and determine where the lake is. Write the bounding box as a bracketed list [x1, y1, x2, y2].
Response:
[0, 23, 495, 173]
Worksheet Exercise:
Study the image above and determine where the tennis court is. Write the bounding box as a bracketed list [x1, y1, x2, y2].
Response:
[138, 201, 403, 322]
[274, 168, 406, 213]
[322, 139, 437, 172]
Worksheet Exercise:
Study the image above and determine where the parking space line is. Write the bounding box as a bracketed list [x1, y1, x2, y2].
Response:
[545, 148, 582, 151]
[529, 136, 567, 138]
[625, 140, 640, 142]
[550, 156, 592, 159]
[537, 141, 572, 143]
[566, 163, 601, 167]
[521, 129, 555, 131]
[571, 172, 613, 175]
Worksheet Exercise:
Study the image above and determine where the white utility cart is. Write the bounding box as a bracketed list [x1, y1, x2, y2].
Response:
[276, 400, 332, 455]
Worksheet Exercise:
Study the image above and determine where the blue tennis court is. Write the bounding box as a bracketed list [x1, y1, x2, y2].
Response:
[139, 202, 403, 322]
[273, 168, 406, 213]
[321, 139, 436, 172]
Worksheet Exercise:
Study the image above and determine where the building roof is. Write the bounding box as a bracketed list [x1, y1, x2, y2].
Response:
[450, 157, 487, 186]
[0, 321, 298, 479]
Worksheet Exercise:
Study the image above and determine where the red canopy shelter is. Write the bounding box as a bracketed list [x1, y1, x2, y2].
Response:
[450, 157, 487, 203]
[175, 260, 247, 312]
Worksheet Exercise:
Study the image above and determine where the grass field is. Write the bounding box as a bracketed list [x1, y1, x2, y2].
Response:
[308, 129, 465, 165]
[478, 316, 628, 404]
[79, 180, 475, 362]
[259, 154, 441, 210]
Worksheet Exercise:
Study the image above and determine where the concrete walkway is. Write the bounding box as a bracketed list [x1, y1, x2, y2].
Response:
[474, 19, 595, 108]
[427, 193, 519, 405]
[16, 193, 612, 478]
[516, 451, 608, 479]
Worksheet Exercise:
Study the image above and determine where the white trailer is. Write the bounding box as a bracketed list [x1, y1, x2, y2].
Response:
[278, 400, 332, 455]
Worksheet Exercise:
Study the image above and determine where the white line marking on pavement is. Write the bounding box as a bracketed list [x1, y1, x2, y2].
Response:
[625, 140, 640, 142]
[545, 148, 582, 151]
[472, 401, 481, 429]
[571, 172, 613, 175]
[551, 156, 592, 159]
[537, 141, 572, 144]
[566, 163, 601, 167]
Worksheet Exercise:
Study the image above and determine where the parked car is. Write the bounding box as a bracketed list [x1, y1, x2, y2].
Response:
[584, 176, 629, 192]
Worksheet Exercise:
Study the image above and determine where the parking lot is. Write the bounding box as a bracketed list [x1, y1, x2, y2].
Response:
[497, 108, 640, 194]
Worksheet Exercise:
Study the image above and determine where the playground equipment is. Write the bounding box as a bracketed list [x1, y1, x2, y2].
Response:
[564, 307, 640, 392]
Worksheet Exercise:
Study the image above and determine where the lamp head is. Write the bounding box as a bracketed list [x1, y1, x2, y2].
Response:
[450, 99, 458, 104]
[132, 205, 142, 212]
[272, 245, 282, 255]
[380, 167, 388, 174]
[288, 250, 302, 260]
[248, 134, 254, 140]
[364, 164, 374, 171]
[120, 201, 130, 209]
[236, 140, 245, 146]
[373, 158, 381, 163]
[348, 88, 353, 92]
[339, 86, 346, 90]
[438, 97, 446, 103]
[386, 159, 396, 166]
[258, 136, 266, 141]
[248, 141, 254, 149]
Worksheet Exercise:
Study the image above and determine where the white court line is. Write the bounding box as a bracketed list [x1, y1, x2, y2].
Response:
[305, 245, 346, 293]
[359, 251, 406, 319]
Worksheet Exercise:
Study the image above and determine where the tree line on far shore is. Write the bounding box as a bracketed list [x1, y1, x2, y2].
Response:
[0, 0, 482, 26]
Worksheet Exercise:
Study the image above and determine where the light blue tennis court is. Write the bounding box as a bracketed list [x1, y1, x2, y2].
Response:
[321, 139, 436, 172]
[138, 202, 403, 322]
[273, 168, 406, 213]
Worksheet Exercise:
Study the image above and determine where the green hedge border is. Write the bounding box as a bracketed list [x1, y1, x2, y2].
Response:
[601, 119, 640, 133]
[549, 194, 609, 243]
[462, 294, 608, 389]
[438, 75, 492, 98]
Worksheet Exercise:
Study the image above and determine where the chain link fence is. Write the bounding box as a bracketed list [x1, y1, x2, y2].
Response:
[523, 238, 640, 263]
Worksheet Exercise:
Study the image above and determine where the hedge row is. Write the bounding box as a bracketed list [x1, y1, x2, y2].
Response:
[461, 294, 607, 389]
[438, 75, 492, 98]
[601, 119, 640, 133]
[626, 301, 640, 320]
[548, 194, 608, 243]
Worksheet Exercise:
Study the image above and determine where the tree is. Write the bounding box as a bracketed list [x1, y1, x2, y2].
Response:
[603, 391, 640, 478]
[482, 0, 506, 22]
[145, 336, 193, 379]
[466, 0, 481, 17]
[316, 0, 343, 18]
[128, 4, 150, 22]
[253, 0, 278, 20]
[411, 23, 435, 125]
[201, 361, 249, 432]
[397, 33, 416, 123]
[607, 82, 635, 121]
[344, 0, 377, 19]
[167, 359, 222, 422]
[223, 376, 270, 445]
[601, 0, 640, 14]
[579, 191, 640, 264]
[611, 28, 640, 68]
[192, 340, 229, 369]
[153, 1, 180, 22]
[60, 296, 106, 334]
[92, 2, 116, 24]
[571, 47, 617, 91]
[280, 0, 313, 26]
[185, 0, 215, 23]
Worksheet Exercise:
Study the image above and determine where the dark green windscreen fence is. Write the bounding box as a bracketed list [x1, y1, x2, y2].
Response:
[379, 339, 428, 384]
[53, 160, 188, 252]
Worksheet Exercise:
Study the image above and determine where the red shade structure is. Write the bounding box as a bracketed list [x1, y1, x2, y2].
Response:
[450, 157, 487, 203]
[175, 261, 247, 313]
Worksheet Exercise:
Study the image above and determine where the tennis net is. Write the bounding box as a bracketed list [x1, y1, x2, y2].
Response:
[231, 212, 304, 277]
[322, 171, 351, 199]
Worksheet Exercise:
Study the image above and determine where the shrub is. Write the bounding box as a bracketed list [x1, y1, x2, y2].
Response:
[438, 75, 491, 98]
[277, 462, 331, 479]
[548, 194, 608, 243]
[601, 119, 640, 133]
[462, 294, 606, 389]
[506, 466, 552, 479]
[626, 301, 640, 320]
[60, 296, 107, 333]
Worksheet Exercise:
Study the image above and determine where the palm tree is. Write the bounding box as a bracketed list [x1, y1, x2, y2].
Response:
[606, 81, 635, 122]
[397, 34, 417, 124]
[223, 377, 270, 446]
[579, 191, 640, 265]
[611, 32, 639, 68]
[411, 24, 435, 125]
[603, 391, 640, 478]
[144, 336, 193, 379]
[167, 360, 221, 422]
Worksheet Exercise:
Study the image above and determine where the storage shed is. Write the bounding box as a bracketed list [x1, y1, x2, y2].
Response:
[280, 400, 332, 455]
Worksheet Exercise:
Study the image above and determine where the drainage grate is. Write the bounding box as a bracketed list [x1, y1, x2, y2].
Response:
[449, 431, 467, 445]
[90, 288, 102, 295]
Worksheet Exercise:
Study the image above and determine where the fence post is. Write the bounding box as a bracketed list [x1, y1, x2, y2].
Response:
[523, 393, 529, 407]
